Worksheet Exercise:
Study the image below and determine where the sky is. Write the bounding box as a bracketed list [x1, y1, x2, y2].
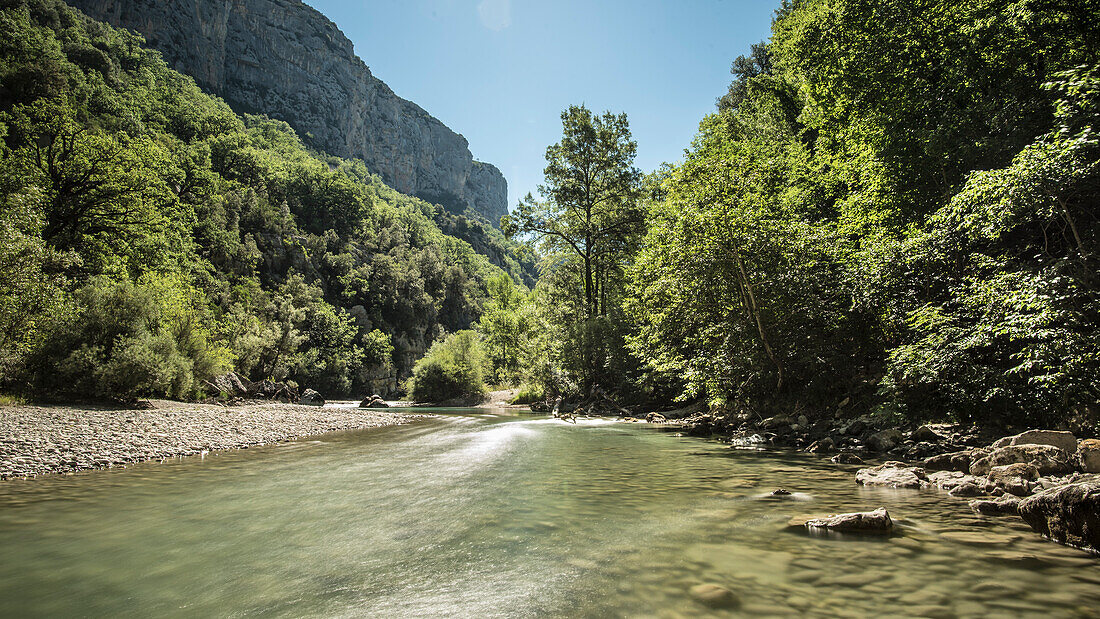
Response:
[305, 0, 781, 211]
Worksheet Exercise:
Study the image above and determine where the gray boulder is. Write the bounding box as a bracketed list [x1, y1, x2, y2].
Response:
[867, 429, 904, 452]
[969, 496, 1022, 516]
[1018, 478, 1100, 552]
[1078, 439, 1100, 473]
[924, 448, 987, 473]
[299, 389, 325, 406]
[856, 462, 928, 489]
[988, 444, 1074, 475]
[359, 395, 389, 409]
[804, 507, 894, 534]
[992, 430, 1077, 454]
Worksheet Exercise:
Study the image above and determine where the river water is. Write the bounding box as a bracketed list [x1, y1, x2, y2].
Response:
[0, 409, 1097, 617]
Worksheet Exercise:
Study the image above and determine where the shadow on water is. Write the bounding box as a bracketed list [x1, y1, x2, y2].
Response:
[0, 410, 1097, 617]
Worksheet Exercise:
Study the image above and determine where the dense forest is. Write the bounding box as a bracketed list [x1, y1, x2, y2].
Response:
[0, 0, 536, 402]
[2, 0, 1098, 431]
[460, 0, 1099, 430]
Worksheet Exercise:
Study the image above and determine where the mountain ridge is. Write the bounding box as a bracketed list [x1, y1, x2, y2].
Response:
[67, 0, 509, 226]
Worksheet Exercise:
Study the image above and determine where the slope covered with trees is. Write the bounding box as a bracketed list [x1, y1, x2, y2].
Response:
[0, 0, 535, 402]
[488, 0, 1099, 430]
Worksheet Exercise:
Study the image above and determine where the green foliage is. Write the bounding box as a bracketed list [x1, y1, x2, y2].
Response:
[0, 0, 535, 400]
[405, 330, 488, 402]
[509, 383, 544, 405]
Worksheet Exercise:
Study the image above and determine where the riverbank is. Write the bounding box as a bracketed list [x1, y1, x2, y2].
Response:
[0, 400, 426, 480]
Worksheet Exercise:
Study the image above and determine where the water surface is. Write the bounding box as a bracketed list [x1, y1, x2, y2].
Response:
[1, 409, 1097, 617]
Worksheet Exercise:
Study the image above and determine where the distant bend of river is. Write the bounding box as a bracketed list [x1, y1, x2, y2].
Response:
[1, 409, 1097, 617]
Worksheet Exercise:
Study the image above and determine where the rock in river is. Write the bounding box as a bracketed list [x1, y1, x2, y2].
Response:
[1018, 477, 1100, 552]
[803, 507, 894, 534]
[1078, 439, 1100, 473]
[689, 583, 740, 609]
[987, 444, 1074, 475]
[856, 462, 927, 488]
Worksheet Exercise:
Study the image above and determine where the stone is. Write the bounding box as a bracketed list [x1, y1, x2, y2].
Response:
[948, 482, 986, 497]
[987, 463, 1038, 496]
[923, 448, 986, 473]
[804, 507, 893, 534]
[1018, 478, 1100, 552]
[69, 0, 508, 226]
[1078, 438, 1100, 473]
[771, 488, 792, 496]
[987, 444, 1074, 475]
[856, 462, 927, 489]
[867, 429, 904, 453]
[969, 496, 1021, 516]
[646, 412, 667, 423]
[912, 424, 947, 442]
[760, 414, 792, 429]
[992, 429, 1078, 454]
[688, 583, 740, 609]
[299, 389, 325, 406]
[808, 437, 835, 453]
[831, 452, 864, 465]
[203, 372, 249, 398]
[359, 395, 389, 409]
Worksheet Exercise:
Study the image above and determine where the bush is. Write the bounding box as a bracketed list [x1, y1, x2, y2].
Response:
[406, 330, 487, 402]
[509, 383, 544, 405]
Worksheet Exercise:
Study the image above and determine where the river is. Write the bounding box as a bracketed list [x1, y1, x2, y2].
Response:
[1, 408, 1097, 617]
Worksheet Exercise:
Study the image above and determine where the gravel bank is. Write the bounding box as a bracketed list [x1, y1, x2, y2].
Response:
[0, 400, 426, 479]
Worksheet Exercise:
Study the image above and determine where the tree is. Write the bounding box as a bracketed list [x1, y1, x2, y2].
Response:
[503, 105, 643, 322]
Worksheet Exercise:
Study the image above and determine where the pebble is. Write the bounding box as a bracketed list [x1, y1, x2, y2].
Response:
[0, 401, 424, 479]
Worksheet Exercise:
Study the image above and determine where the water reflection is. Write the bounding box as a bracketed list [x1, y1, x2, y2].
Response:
[0, 409, 1096, 617]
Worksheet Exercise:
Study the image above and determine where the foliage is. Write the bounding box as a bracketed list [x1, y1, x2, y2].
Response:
[0, 0, 535, 400]
[405, 330, 488, 402]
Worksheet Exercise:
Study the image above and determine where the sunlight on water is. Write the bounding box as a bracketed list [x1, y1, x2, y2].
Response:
[0, 410, 1097, 618]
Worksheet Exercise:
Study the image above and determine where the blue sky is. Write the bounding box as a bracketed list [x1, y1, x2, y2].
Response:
[305, 0, 780, 212]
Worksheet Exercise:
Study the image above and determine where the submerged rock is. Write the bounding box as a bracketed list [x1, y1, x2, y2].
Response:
[1018, 478, 1100, 552]
[992, 430, 1077, 454]
[804, 507, 893, 534]
[856, 462, 927, 489]
[688, 583, 740, 609]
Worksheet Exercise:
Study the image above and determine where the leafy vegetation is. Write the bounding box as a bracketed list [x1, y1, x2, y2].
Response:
[491, 0, 1100, 430]
[405, 330, 488, 403]
[0, 0, 534, 401]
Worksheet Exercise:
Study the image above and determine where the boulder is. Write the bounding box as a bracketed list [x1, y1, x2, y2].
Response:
[1078, 439, 1100, 473]
[646, 412, 667, 423]
[688, 583, 740, 609]
[760, 414, 792, 429]
[856, 462, 927, 489]
[867, 429, 904, 453]
[988, 463, 1038, 497]
[808, 437, 835, 453]
[969, 496, 1022, 516]
[1018, 478, 1100, 552]
[805, 507, 893, 534]
[948, 482, 987, 498]
[912, 424, 947, 443]
[831, 452, 864, 465]
[969, 456, 992, 476]
[992, 430, 1077, 454]
[988, 444, 1074, 475]
[299, 389, 325, 406]
[924, 448, 987, 473]
[359, 395, 389, 409]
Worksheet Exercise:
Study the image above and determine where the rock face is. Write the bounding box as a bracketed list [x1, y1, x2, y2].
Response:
[1018, 478, 1100, 552]
[68, 0, 508, 225]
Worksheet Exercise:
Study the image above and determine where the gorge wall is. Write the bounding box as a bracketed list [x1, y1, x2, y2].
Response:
[68, 0, 508, 225]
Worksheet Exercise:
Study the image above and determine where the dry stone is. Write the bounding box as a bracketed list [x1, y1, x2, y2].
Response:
[992, 430, 1077, 454]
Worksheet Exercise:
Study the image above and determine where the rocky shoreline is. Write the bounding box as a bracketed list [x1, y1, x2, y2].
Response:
[0, 400, 426, 480]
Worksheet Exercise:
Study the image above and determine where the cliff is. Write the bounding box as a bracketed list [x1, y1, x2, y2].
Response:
[67, 0, 508, 225]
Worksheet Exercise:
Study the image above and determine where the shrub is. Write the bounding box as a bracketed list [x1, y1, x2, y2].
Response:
[406, 330, 487, 402]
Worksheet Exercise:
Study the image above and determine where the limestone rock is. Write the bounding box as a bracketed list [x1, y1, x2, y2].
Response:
[1078, 439, 1100, 473]
[359, 395, 388, 409]
[856, 462, 927, 489]
[1018, 478, 1100, 552]
[867, 428, 904, 452]
[299, 389, 324, 406]
[805, 507, 893, 534]
[992, 430, 1077, 454]
[69, 0, 508, 226]
[948, 482, 987, 497]
[688, 583, 740, 609]
[988, 444, 1074, 475]
[969, 496, 1022, 516]
[924, 448, 987, 473]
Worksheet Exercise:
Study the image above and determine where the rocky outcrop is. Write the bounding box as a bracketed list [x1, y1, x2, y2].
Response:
[1018, 478, 1100, 552]
[69, 0, 508, 225]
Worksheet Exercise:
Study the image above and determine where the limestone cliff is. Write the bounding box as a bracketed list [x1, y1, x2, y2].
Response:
[68, 0, 508, 225]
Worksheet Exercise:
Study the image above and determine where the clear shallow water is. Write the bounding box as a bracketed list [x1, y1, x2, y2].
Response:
[1, 410, 1097, 618]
